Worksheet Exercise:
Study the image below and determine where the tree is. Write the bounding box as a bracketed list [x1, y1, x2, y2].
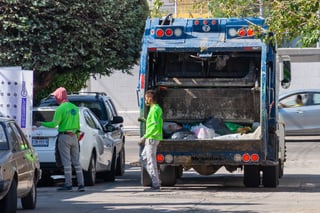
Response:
[194, 0, 320, 47]
[0, 0, 149, 103]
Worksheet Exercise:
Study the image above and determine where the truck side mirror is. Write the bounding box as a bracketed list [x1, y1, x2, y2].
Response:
[281, 60, 291, 89]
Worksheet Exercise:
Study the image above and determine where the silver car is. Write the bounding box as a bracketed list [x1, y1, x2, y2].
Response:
[0, 117, 41, 213]
[279, 89, 320, 136]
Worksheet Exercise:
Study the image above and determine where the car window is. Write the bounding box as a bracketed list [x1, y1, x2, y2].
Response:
[89, 112, 104, 131]
[73, 101, 105, 121]
[280, 93, 307, 108]
[32, 110, 55, 124]
[312, 93, 320, 105]
[104, 99, 113, 122]
[0, 122, 9, 150]
[8, 122, 30, 151]
[83, 110, 97, 129]
[106, 99, 118, 117]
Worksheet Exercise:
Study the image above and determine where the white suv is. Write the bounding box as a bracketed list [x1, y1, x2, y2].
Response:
[32, 106, 122, 186]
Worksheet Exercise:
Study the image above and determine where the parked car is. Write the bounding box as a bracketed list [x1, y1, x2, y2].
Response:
[32, 106, 123, 186]
[39, 92, 125, 175]
[279, 89, 320, 136]
[0, 117, 41, 213]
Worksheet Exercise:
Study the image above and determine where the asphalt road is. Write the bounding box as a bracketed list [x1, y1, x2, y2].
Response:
[18, 135, 320, 213]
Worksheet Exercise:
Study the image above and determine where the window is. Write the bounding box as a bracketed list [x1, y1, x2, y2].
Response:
[0, 122, 9, 150]
[312, 93, 320, 105]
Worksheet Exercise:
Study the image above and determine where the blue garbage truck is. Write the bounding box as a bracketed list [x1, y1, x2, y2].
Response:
[137, 15, 287, 187]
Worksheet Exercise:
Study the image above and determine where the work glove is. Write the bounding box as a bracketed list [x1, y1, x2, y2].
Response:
[138, 137, 146, 145]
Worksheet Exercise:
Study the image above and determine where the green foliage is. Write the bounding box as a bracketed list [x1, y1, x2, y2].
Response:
[207, 0, 261, 17]
[268, 0, 320, 47]
[0, 0, 149, 103]
[194, 0, 320, 47]
[150, 0, 164, 18]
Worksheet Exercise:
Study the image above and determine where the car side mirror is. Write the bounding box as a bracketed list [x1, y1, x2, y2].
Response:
[112, 116, 123, 124]
[280, 59, 291, 89]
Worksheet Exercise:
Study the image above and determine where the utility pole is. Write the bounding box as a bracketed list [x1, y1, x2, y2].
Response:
[259, 0, 264, 17]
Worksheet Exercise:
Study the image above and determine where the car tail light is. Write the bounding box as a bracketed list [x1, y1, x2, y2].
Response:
[78, 132, 84, 141]
[156, 154, 164, 163]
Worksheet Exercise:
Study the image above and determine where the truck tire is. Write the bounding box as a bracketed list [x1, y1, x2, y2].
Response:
[278, 159, 284, 178]
[262, 165, 279, 187]
[160, 165, 177, 186]
[141, 167, 152, 186]
[243, 165, 260, 187]
[176, 166, 183, 178]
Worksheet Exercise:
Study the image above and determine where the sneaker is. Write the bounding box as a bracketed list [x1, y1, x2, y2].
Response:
[57, 184, 72, 191]
[78, 185, 85, 192]
[144, 186, 161, 192]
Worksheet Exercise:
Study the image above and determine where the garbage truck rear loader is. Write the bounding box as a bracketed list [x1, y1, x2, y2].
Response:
[138, 16, 286, 188]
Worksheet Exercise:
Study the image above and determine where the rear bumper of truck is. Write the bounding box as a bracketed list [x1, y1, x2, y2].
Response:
[157, 139, 278, 166]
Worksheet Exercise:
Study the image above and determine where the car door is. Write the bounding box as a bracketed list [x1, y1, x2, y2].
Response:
[83, 109, 113, 167]
[301, 92, 320, 134]
[7, 122, 34, 194]
[279, 92, 320, 135]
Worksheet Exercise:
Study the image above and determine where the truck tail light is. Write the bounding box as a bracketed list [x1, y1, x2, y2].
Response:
[156, 29, 164, 37]
[251, 153, 259, 162]
[242, 153, 260, 162]
[156, 154, 164, 163]
[247, 28, 254, 36]
[242, 153, 250, 162]
[165, 28, 173, 37]
[238, 28, 246, 37]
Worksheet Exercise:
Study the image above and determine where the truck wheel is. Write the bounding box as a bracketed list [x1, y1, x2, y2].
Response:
[83, 154, 96, 186]
[278, 159, 284, 178]
[176, 166, 183, 178]
[160, 165, 177, 186]
[21, 176, 37, 209]
[244, 165, 260, 187]
[141, 167, 152, 186]
[262, 165, 279, 187]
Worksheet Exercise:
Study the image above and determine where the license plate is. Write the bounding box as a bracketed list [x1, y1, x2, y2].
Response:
[32, 138, 49, 147]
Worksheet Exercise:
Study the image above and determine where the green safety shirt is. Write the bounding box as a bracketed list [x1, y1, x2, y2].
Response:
[42, 102, 80, 133]
[144, 104, 163, 140]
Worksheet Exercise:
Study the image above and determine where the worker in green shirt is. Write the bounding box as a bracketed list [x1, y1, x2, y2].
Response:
[139, 89, 163, 191]
[36, 87, 85, 192]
